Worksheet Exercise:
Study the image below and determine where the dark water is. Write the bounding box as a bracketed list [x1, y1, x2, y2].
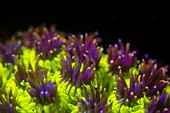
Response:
[0, 2, 169, 75]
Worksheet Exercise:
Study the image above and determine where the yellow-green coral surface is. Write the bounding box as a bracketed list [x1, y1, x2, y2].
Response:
[0, 25, 169, 113]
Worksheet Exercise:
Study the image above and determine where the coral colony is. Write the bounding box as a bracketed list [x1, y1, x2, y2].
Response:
[0, 24, 170, 113]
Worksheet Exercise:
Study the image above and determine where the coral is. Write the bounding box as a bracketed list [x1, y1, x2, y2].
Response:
[0, 24, 169, 113]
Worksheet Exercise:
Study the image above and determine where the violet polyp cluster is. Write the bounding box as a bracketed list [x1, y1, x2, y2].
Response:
[0, 37, 22, 64]
[66, 32, 103, 67]
[107, 39, 138, 75]
[26, 65, 57, 105]
[78, 81, 112, 113]
[17, 25, 65, 59]
[60, 51, 96, 88]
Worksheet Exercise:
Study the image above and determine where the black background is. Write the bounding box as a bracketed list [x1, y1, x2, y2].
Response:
[0, 2, 169, 74]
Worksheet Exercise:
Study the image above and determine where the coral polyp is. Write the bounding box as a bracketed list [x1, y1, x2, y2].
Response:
[107, 39, 138, 75]
[0, 24, 169, 113]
